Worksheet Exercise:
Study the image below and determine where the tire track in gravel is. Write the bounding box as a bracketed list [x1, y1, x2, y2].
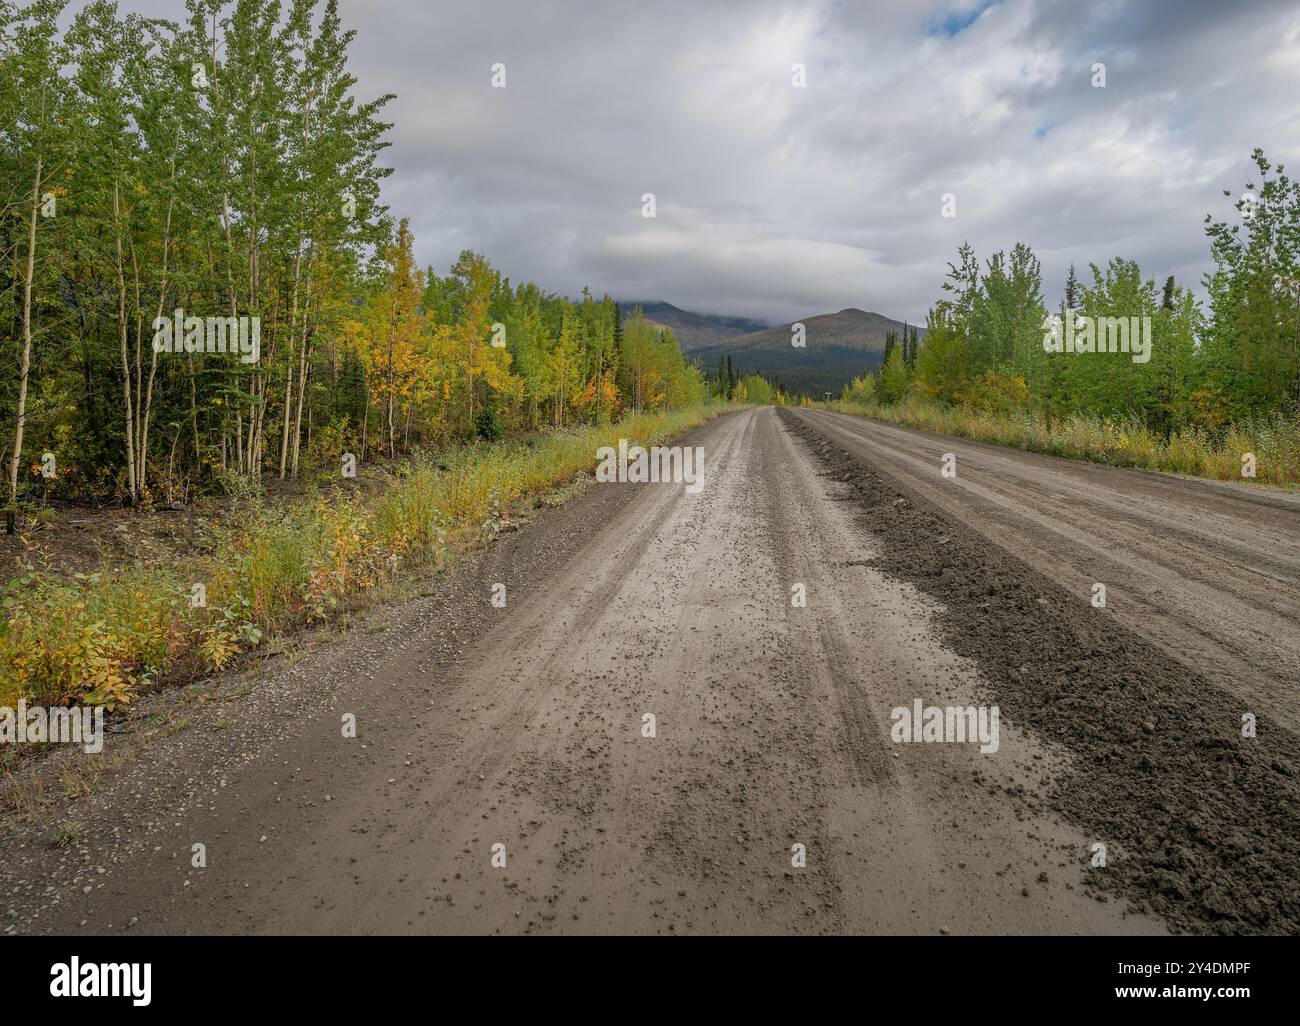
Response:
[790, 408, 1300, 731]
[4, 407, 1168, 936]
[782, 407, 1300, 935]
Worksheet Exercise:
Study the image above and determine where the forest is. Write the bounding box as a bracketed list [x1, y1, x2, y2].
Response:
[1, 0, 707, 511]
[0, 0, 720, 707]
[842, 148, 1300, 484]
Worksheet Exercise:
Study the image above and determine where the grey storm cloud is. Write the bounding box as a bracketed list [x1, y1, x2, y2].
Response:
[121, 0, 1300, 324]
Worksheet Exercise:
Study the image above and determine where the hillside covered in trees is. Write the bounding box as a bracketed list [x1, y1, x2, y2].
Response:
[697, 308, 921, 397]
[1, 0, 705, 510]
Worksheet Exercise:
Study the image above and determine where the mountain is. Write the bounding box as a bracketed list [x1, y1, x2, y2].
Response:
[619, 301, 768, 353]
[691, 308, 923, 397]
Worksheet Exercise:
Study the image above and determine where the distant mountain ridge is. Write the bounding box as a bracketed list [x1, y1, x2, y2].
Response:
[691, 308, 923, 397]
[618, 301, 768, 353]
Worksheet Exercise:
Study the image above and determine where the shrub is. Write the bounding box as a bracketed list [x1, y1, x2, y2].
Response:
[475, 407, 503, 442]
[0, 403, 720, 706]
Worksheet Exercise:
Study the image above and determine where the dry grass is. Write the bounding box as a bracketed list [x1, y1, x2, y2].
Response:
[833, 397, 1300, 487]
[1, 403, 725, 708]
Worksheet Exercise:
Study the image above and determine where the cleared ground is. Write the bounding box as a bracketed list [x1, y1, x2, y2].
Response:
[3, 407, 1296, 935]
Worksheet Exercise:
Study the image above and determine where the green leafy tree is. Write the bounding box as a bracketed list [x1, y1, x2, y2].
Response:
[1203, 148, 1300, 415]
[968, 243, 1047, 387]
[914, 305, 968, 405]
[878, 345, 910, 404]
[2, 0, 71, 503]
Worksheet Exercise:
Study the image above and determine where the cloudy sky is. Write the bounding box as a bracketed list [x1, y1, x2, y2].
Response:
[129, 0, 1300, 325]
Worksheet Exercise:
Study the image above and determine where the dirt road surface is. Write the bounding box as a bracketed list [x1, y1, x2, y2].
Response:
[4, 407, 1297, 935]
[790, 408, 1300, 732]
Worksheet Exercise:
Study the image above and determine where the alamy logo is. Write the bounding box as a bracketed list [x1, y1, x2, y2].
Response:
[1042, 309, 1151, 364]
[890, 699, 1000, 753]
[595, 440, 705, 494]
[0, 701, 103, 754]
[50, 958, 151, 1006]
[152, 308, 261, 364]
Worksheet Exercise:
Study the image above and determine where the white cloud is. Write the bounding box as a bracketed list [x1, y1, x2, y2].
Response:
[117, 0, 1300, 323]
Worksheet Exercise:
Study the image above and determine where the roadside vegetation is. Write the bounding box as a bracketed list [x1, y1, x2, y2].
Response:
[833, 147, 1300, 487]
[0, 0, 747, 710]
[832, 392, 1299, 485]
[0, 404, 723, 709]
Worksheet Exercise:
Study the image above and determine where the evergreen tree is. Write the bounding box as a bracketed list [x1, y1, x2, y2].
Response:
[1064, 263, 1080, 313]
[882, 330, 898, 369]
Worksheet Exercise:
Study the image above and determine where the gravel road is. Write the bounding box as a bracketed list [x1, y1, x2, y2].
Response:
[4, 406, 1296, 935]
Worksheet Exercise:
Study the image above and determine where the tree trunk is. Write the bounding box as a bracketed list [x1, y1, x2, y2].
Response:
[289, 259, 315, 476]
[7, 149, 42, 505]
[114, 181, 139, 503]
[136, 171, 176, 497]
[279, 240, 303, 479]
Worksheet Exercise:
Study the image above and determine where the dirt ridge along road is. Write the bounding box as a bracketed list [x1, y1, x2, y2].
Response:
[789, 408, 1300, 729]
[782, 406, 1300, 935]
[2, 407, 1166, 935]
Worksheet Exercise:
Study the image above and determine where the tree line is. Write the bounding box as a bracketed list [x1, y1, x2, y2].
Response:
[1, 0, 705, 507]
[846, 147, 1300, 432]
[709, 353, 788, 405]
